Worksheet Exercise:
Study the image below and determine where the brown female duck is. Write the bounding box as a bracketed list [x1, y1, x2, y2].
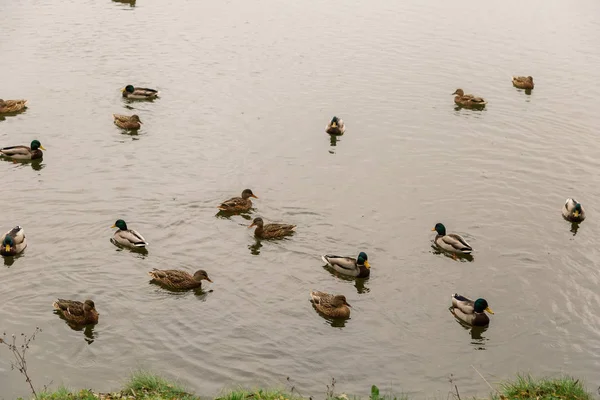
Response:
[452, 89, 487, 109]
[0, 99, 27, 114]
[113, 114, 142, 130]
[512, 76, 534, 90]
[248, 217, 296, 239]
[218, 189, 258, 213]
[310, 291, 351, 319]
[148, 269, 212, 290]
[53, 299, 99, 325]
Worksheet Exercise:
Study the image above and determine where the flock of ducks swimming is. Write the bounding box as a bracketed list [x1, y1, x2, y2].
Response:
[1, 73, 578, 329]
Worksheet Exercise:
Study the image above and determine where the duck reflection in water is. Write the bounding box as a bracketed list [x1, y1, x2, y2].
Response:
[249, 237, 262, 255]
[0, 157, 45, 171]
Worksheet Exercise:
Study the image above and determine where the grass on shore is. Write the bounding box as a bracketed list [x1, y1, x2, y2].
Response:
[31, 371, 592, 400]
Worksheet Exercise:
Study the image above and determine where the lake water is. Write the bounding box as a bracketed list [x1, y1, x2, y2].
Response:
[2, 0, 600, 398]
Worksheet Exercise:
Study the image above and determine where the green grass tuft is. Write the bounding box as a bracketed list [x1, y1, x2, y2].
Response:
[216, 388, 303, 400]
[494, 374, 592, 400]
[122, 370, 199, 400]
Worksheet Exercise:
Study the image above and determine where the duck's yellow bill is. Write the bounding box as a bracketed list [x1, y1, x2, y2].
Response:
[364, 261, 371, 269]
[431, 227, 436, 231]
[251, 194, 259, 199]
[110, 224, 116, 228]
[5, 244, 11, 252]
[574, 211, 580, 218]
[120, 88, 126, 93]
[331, 122, 337, 128]
[39, 145, 46, 150]
[485, 307, 494, 314]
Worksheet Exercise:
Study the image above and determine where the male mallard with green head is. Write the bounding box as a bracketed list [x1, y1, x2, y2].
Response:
[53, 299, 99, 325]
[111, 219, 148, 249]
[322, 252, 370, 278]
[450, 293, 494, 327]
[0, 140, 46, 160]
[218, 189, 258, 213]
[121, 85, 159, 100]
[452, 89, 487, 109]
[0, 99, 27, 114]
[310, 291, 351, 319]
[113, 114, 142, 130]
[326, 116, 345, 135]
[432, 223, 472, 255]
[148, 269, 212, 290]
[248, 217, 296, 239]
[512, 76, 534, 90]
[0, 226, 27, 256]
[562, 198, 585, 223]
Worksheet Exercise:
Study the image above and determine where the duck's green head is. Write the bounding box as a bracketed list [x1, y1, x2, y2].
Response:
[2, 235, 15, 253]
[574, 203, 583, 218]
[357, 252, 370, 268]
[31, 140, 46, 151]
[474, 298, 494, 314]
[432, 223, 446, 236]
[330, 116, 339, 127]
[123, 85, 135, 94]
[111, 219, 128, 230]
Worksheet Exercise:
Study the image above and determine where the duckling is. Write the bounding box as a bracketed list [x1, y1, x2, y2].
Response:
[322, 252, 370, 278]
[326, 116, 345, 135]
[0, 226, 27, 256]
[0, 99, 27, 114]
[512, 76, 534, 90]
[148, 269, 212, 290]
[0, 140, 46, 160]
[121, 85, 159, 100]
[53, 299, 99, 325]
[218, 189, 258, 213]
[113, 114, 142, 130]
[562, 198, 585, 223]
[452, 89, 487, 109]
[450, 293, 494, 327]
[248, 217, 296, 239]
[310, 291, 351, 319]
[111, 219, 148, 248]
[432, 223, 472, 255]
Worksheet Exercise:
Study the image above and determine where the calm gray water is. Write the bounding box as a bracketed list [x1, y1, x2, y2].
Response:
[2, 0, 600, 398]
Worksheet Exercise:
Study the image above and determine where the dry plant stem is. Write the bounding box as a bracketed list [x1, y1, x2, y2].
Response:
[471, 364, 499, 394]
[0, 327, 42, 399]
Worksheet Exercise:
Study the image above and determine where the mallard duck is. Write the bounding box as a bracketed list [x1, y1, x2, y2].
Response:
[53, 299, 99, 325]
[326, 116, 345, 135]
[432, 223, 472, 255]
[562, 198, 585, 222]
[121, 85, 159, 100]
[310, 291, 351, 319]
[0, 99, 27, 114]
[218, 189, 258, 213]
[322, 252, 370, 278]
[452, 89, 487, 108]
[450, 293, 494, 327]
[512, 76, 534, 90]
[148, 269, 212, 290]
[0, 226, 27, 256]
[0, 140, 45, 160]
[111, 219, 148, 248]
[113, 114, 142, 130]
[248, 217, 296, 239]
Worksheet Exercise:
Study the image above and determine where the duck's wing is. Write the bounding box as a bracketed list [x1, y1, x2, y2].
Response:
[133, 88, 159, 96]
[113, 114, 132, 122]
[127, 229, 148, 246]
[0, 145, 31, 156]
[53, 299, 84, 312]
[322, 255, 357, 271]
[264, 224, 296, 234]
[310, 291, 332, 305]
[451, 293, 475, 314]
[218, 196, 245, 210]
[442, 234, 472, 252]
[151, 269, 190, 283]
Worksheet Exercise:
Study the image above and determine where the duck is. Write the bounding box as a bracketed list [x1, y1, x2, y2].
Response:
[113, 114, 142, 130]
[322, 252, 370, 278]
[512, 76, 534, 90]
[452, 89, 487, 109]
[148, 269, 212, 290]
[432, 223, 472, 255]
[218, 189, 258, 213]
[562, 198, 585, 223]
[0, 99, 27, 114]
[310, 291, 351, 319]
[121, 85, 159, 100]
[111, 219, 148, 248]
[450, 293, 494, 327]
[0, 140, 45, 160]
[326, 116, 345, 135]
[52, 299, 99, 325]
[248, 217, 296, 239]
[0, 226, 27, 256]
